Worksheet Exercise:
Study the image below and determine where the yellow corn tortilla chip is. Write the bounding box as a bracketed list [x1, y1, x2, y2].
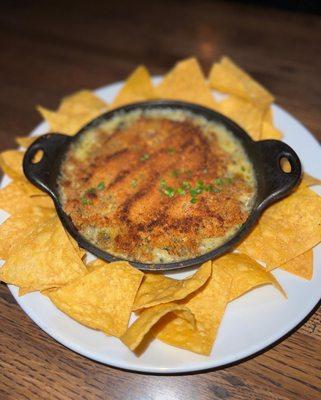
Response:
[121, 303, 195, 351]
[37, 90, 107, 135]
[155, 263, 232, 355]
[238, 186, 321, 268]
[0, 148, 49, 200]
[279, 250, 313, 280]
[133, 260, 211, 310]
[218, 96, 264, 140]
[111, 66, 155, 109]
[291, 175, 317, 195]
[209, 56, 274, 108]
[15, 136, 39, 148]
[302, 173, 321, 187]
[213, 253, 285, 301]
[262, 106, 283, 140]
[261, 121, 282, 140]
[37, 106, 103, 136]
[0, 150, 24, 180]
[59, 90, 106, 114]
[37, 107, 73, 133]
[49, 261, 143, 337]
[0, 181, 49, 214]
[31, 194, 55, 208]
[18, 287, 35, 296]
[155, 58, 218, 110]
[0, 216, 87, 291]
[41, 288, 57, 297]
[264, 108, 273, 124]
[0, 147, 47, 198]
[67, 234, 86, 260]
[0, 206, 55, 259]
[86, 258, 106, 273]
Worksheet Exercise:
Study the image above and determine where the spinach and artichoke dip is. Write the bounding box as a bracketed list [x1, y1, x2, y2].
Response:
[58, 108, 257, 263]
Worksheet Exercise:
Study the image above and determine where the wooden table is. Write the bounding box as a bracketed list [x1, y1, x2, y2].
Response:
[1, 1, 320, 399]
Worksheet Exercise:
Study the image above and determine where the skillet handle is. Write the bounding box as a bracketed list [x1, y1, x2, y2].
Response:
[23, 133, 71, 198]
[254, 140, 302, 211]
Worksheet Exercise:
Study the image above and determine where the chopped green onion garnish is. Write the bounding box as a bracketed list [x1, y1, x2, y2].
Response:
[97, 182, 105, 190]
[190, 188, 200, 196]
[81, 197, 93, 205]
[131, 179, 137, 188]
[140, 153, 150, 161]
[159, 179, 176, 197]
[86, 187, 96, 195]
[196, 180, 205, 189]
[190, 197, 198, 204]
[214, 178, 223, 186]
[168, 147, 176, 154]
[177, 188, 186, 195]
[182, 181, 191, 189]
[164, 187, 175, 197]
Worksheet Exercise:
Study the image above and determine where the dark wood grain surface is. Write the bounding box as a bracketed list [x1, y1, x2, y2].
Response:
[1, 1, 321, 399]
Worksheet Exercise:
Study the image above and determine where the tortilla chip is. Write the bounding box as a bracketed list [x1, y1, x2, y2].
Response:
[213, 253, 285, 300]
[59, 90, 106, 114]
[37, 106, 101, 136]
[261, 107, 284, 140]
[209, 57, 274, 108]
[111, 66, 155, 109]
[0, 181, 48, 214]
[0, 206, 55, 259]
[37, 90, 107, 135]
[15, 136, 39, 148]
[133, 260, 211, 310]
[261, 121, 282, 140]
[264, 108, 273, 124]
[121, 303, 195, 351]
[49, 261, 143, 337]
[238, 186, 321, 268]
[85, 259, 106, 273]
[0, 216, 87, 291]
[0, 150, 24, 180]
[155, 58, 218, 110]
[37, 107, 70, 133]
[18, 287, 35, 296]
[155, 263, 232, 355]
[302, 173, 321, 187]
[279, 250, 313, 280]
[218, 96, 264, 140]
[0, 147, 48, 200]
[67, 234, 86, 260]
[30, 195, 55, 208]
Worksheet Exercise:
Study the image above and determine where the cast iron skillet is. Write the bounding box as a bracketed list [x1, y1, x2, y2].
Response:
[23, 100, 302, 271]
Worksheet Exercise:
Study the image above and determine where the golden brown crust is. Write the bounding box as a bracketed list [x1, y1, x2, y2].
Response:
[60, 115, 254, 262]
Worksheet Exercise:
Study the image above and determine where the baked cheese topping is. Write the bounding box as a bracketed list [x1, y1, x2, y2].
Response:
[59, 108, 256, 263]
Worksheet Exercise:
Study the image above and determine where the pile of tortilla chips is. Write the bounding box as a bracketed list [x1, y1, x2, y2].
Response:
[1, 57, 321, 357]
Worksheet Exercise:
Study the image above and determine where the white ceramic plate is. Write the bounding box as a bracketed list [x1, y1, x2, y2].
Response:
[1, 79, 321, 374]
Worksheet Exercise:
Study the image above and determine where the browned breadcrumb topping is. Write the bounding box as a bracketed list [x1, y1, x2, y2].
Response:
[59, 113, 255, 263]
